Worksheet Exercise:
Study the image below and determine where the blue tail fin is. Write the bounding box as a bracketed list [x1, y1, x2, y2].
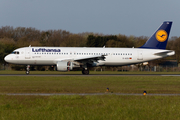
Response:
[139, 21, 172, 49]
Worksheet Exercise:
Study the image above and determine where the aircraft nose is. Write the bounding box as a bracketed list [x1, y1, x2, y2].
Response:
[4, 55, 11, 63]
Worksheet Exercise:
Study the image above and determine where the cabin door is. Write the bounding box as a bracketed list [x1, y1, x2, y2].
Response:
[137, 50, 143, 60]
[25, 47, 31, 59]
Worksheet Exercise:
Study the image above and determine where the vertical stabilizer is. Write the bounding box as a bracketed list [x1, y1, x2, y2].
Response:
[140, 21, 172, 49]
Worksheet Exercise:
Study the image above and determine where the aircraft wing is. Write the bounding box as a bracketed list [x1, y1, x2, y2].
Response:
[74, 55, 106, 63]
[54, 55, 106, 64]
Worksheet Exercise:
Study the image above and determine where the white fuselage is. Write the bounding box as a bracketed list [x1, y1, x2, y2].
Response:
[4, 47, 175, 66]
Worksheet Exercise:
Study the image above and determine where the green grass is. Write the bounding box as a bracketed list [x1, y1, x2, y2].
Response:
[0, 76, 180, 94]
[1, 95, 180, 120]
[1, 76, 180, 119]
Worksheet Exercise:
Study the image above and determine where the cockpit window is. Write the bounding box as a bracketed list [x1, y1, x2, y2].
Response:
[11, 51, 19, 54]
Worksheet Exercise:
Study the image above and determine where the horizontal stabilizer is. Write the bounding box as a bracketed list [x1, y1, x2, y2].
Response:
[154, 50, 175, 56]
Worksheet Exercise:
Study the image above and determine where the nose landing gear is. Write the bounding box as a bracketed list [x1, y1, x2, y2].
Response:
[26, 65, 30, 75]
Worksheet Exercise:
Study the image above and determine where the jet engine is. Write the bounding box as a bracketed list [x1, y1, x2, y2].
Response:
[56, 61, 73, 71]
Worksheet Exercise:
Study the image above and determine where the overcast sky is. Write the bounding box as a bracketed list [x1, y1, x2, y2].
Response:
[0, 0, 180, 37]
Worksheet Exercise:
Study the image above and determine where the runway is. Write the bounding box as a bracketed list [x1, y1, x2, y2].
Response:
[2, 93, 180, 96]
[0, 74, 180, 76]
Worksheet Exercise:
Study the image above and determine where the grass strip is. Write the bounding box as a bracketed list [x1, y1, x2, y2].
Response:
[0, 95, 180, 120]
[0, 76, 180, 94]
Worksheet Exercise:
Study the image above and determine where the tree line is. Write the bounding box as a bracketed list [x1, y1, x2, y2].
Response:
[0, 26, 179, 64]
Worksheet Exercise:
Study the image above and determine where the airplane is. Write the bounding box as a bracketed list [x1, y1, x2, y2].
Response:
[4, 21, 175, 75]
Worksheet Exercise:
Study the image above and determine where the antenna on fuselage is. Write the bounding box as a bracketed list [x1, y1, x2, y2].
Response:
[29, 45, 31, 47]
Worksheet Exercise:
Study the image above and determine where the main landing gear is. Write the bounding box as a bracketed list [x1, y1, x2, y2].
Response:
[82, 68, 89, 75]
[26, 65, 30, 75]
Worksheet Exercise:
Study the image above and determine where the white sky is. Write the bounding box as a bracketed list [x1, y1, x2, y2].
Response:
[0, 0, 180, 37]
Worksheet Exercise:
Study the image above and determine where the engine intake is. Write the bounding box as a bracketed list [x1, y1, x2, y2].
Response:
[56, 61, 73, 71]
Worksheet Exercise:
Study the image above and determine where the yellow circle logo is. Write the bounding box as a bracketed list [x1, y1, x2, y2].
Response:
[156, 30, 168, 42]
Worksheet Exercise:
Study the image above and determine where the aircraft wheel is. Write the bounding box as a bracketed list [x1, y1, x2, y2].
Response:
[83, 70, 89, 75]
[26, 71, 30, 75]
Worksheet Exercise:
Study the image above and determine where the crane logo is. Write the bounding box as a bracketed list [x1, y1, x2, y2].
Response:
[156, 30, 168, 42]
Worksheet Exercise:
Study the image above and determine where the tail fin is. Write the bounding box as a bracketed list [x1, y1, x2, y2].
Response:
[139, 21, 172, 49]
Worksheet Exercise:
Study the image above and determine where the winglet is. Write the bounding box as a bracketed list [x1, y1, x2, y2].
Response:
[139, 21, 172, 49]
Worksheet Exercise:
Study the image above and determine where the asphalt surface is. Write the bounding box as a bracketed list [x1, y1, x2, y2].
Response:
[0, 74, 180, 76]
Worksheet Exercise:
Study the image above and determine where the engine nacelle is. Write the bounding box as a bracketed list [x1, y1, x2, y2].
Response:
[56, 61, 73, 71]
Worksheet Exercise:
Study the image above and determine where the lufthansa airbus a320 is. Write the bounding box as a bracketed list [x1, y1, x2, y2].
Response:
[4, 21, 175, 75]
